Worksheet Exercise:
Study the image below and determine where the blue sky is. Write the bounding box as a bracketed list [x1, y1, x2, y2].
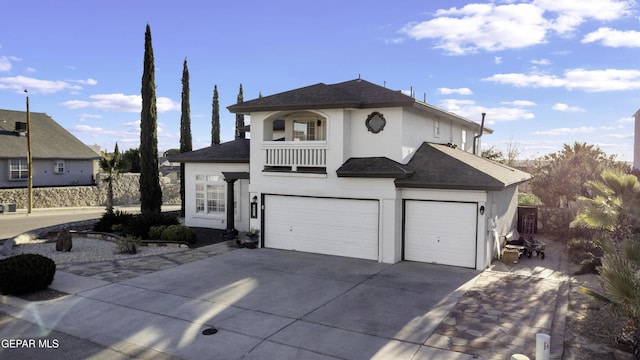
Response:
[2, 0, 640, 161]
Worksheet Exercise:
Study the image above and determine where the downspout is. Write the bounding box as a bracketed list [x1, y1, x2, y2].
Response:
[473, 112, 486, 155]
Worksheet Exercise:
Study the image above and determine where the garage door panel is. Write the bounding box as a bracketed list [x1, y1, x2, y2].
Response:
[265, 196, 379, 260]
[405, 201, 476, 268]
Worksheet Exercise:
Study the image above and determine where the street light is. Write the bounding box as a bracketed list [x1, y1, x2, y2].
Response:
[25, 89, 33, 214]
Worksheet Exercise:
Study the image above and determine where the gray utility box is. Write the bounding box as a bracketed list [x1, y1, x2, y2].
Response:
[0, 203, 17, 213]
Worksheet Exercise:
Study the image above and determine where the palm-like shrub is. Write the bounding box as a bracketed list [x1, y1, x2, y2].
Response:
[571, 169, 640, 240]
[581, 236, 640, 354]
[99, 143, 126, 213]
[574, 169, 640, 355]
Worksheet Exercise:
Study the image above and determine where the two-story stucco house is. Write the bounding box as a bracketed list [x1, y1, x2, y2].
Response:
[0, 109, 100, 189]
[172, 79, 531, 270]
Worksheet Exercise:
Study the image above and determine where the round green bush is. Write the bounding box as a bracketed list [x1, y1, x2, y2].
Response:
[0, 254, 56, 295]
[148, 225, 168, 240]
[160, 225, 195, 244]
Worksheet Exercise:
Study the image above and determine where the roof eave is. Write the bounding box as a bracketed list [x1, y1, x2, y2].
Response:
[168, 157, 249, 164]
[412, 102, 494, 133]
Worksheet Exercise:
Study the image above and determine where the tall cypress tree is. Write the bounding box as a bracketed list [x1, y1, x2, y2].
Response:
[235, 83, 245, 139]
[179, 58, 192, 216]
[139, 24, 162, 214]
[211, 85, 220, 145]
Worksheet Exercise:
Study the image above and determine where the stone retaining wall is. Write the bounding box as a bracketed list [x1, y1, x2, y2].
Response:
[0, 173, 180, 209]
[536, 207, 577, 235]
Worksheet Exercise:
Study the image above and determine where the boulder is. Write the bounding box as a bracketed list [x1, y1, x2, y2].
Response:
[55, 231, 73, 252]
[0, 239, 15, 256]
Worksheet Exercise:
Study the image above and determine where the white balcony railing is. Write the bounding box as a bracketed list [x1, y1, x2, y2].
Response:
[263, 142, 327, 170]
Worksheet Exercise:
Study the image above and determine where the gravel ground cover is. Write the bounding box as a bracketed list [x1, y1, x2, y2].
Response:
[8, 238, 188, 265]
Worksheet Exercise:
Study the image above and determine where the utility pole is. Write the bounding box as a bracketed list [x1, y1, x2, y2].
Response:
[25, 90, 33, 214]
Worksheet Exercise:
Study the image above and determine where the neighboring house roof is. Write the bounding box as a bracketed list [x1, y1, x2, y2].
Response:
[0, 109, 99, 160]
[168, 138, 250, 163]
[337, 157, 414, 179]
[228, 78, 492, 134]
[395, 143, 532, 191]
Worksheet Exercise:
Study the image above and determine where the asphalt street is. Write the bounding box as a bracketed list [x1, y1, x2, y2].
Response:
[0, 205, 181, 240]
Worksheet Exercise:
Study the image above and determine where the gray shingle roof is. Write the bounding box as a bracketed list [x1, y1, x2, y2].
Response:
[0, 109, 99, 160]
[337, 157, 414, 179]
[168, 139, 250, 163]
[395, 143, 532, 191]
[228, 79, 415, 113]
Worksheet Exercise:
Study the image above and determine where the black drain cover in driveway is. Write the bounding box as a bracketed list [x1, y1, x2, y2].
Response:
[202, 327, 218, 335]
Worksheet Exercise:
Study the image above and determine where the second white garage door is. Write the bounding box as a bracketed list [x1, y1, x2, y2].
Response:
[404, 200, 477, 268]
[264, 195, 379, 260]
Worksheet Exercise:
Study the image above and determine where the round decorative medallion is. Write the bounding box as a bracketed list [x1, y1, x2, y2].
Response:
[366, 112, 386, 133]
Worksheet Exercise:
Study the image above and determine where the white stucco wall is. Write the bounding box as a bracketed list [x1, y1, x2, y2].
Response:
[244, 106, 503, 268]
[348, 108, 404, 162]
[184, 162, 250, 231]
[485, 185, 519, 265]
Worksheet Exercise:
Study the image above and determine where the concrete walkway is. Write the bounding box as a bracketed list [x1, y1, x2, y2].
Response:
[0, 237, 569, 360]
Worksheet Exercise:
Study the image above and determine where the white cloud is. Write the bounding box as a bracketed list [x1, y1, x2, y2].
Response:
[72, 124, 118, 136]
[60, 100, 91, 109]
[618, 116, 634, 123]
[534, 126, 596, 135]
[552, 103, 585, 112]
[156, 97, 181, 112]
[61, 93, 180, 113]
[501, 100, 537, 107]
[565, 68, 640, 91]
[582, 27, 640, 47]
[483, 68, 640, 92]
[437, 87, 473, 95]
[0, 57, 12, 72]
[78, 113, 102, 122]
[531, 59, 551, 65]
[401, 0, 634, 55]
[25, 67, 37, 73]
[534, 125, 619, 135]
[72, 78, 98, 86]
[483, 72, 565, 88]
[606, 132, 633, 139]
[439, 99, 535, 123]
[403, 3, 547, 54]
[534, 0, 633, 22]
[384, 37, 404, 44]
[0, 56, 22, 72]
[494, 56, 502, 65]
[0, 75, 84, 94]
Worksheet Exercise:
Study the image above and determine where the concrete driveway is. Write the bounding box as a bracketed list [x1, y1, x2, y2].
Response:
[0, 248, 479, 359]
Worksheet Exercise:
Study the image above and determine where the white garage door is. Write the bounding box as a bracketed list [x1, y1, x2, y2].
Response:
[404, 200, 477, 268]
[264, 195, 379, 260]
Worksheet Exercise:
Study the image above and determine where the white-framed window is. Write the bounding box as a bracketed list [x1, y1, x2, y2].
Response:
[194, 174, 226, 215]
[9, 158, 28, 180]
[293, 118, 325, 141]
[461, 130, 467, 151]
[434, 120, 440, 137]
[54, 160, 65, 174]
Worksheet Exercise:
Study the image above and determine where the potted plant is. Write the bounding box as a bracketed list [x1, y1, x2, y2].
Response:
[242, 230, 259, 249]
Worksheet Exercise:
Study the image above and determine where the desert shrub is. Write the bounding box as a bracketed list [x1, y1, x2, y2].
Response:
[93, 210, 133, 233]
[123, 213, 179, 239]
[161, 225, 195, 244]
[0, 254, 56, 295]
[518, 193, 544, 206]
[568, 236, 603, 274]
[115, 235, 141, 254]
[148, 225, 167, 239]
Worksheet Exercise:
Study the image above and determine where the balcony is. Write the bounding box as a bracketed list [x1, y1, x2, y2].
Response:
[263, 142, 327, 172]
